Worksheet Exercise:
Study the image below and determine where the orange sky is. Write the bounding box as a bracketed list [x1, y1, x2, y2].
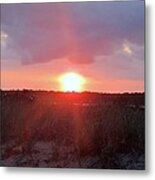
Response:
[1, 57, 144, 93]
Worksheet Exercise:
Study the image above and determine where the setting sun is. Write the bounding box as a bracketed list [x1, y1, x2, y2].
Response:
[59, 72, 85, 92]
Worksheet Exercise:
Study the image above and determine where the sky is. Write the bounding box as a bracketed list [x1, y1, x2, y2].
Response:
[1, 1, 144, 92]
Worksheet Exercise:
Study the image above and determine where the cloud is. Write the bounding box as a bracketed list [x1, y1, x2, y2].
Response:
[93, 40, 144, 81]
[68, 51, 94, 64]
[1, 31, 8, 47]
[1, 29, 22, 70]
[123, 42, 133, 55]
[1, 1, 144, 66]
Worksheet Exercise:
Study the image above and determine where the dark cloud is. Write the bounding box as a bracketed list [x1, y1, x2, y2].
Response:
[1, 1, 144, 65]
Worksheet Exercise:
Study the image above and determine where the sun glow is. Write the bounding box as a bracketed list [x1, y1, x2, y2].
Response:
[59, 72, 85, 92]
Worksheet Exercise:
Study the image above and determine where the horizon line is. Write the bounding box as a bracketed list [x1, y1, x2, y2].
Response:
[0, 88, 145, 95]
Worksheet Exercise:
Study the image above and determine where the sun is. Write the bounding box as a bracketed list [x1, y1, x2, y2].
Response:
[59, 72, 85, 92]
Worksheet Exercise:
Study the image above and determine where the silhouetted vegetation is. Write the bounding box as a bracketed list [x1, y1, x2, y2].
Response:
[0, 90, 145, 169]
